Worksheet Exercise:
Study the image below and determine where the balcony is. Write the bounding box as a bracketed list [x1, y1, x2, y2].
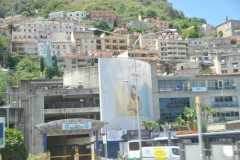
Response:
[44, 101, 100, 115]
[211, 102, 238, 107]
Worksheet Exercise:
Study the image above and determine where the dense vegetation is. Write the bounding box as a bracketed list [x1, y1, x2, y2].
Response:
[0, 128, 28, 160]
[0, 0, 206, 29]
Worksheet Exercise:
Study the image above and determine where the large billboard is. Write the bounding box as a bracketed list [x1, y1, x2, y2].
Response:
[99, 58, 153, 131]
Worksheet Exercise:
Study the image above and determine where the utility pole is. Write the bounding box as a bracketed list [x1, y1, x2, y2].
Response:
[196, 96, 205, 160]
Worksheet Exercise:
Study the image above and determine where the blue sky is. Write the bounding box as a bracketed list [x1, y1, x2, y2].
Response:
[168, 0, 240, 26]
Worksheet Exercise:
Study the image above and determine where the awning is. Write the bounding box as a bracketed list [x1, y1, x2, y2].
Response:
[35, 118, 105, 136]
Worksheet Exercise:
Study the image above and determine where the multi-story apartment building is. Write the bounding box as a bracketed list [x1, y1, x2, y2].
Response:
[66, 11, 87, 20]
[156, 39, 189, 62]
[12, 38, 39, 55]
[12, 17, 86, 42]
[49, 11, 87, 21]
[214, 52, 240, 75]
[189, 37, 237, 65]
[158, 75, 240, 123]
[90, 11, 122, 27]
[49, 11, 65, 20]
[140, 30, 182, 51]
[73, 31, 96, 55]
[189, 37, 237, 55]
[156, 20, 169, 30]
[100, 34, 128, 56]
[57, 54, 83, 70]
[51, 32, 73, 57]
[216, 20, 240, 37]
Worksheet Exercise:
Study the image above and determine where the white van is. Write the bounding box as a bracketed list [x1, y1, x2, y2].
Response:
[142, 146, 180, 160]
[127, 140, 180, 160]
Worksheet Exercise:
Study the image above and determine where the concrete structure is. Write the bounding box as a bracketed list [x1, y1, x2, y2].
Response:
[51, 33, 73, 56]
[156, 39, 189, 62]
[99, 34, 128, 56]
[158, 75, 240, 122]
[214, 52, 240, 75]
[156, 20, 169, 30]
[73, 31, 96, 55]
[176, 61, 203, 75]
[4, 60, 240, 158]
[90, 11, 122, 27]
[66, 11, 87, 20]
[216, 20, 240, 37]
[126, 20, 153, 29]
[189, 37, 237, 56]
[49, 11, 65, 20]
[198, 24, 215, 37]
[19, 68, 101, 156]
[12, 38, 39, 55]
[12, 16, 86, 42]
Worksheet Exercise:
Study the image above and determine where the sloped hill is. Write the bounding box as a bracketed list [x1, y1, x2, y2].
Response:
[0, 0, 205, 24]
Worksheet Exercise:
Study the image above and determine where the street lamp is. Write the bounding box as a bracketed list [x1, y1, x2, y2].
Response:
[1, 68, 10, 128]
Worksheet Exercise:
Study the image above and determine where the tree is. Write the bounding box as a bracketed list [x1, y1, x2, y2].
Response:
[181, 27, 200, 39]
[200, 67, 214, 75]
[175, 105, 214, 131]
[218, 30, 223, 37]
[91, 21, 111, 36]
[183, 107, 197, 130]
[140, 120, 159, 132]
[0, 128, 28, 160]
[16, 56, 41, 80]
[146, 9, 157, 17]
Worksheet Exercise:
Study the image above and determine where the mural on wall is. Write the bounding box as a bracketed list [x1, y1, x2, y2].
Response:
[99, 58, 153, 130]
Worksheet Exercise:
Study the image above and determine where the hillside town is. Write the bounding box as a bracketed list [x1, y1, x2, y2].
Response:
[0, 9, 240, 160]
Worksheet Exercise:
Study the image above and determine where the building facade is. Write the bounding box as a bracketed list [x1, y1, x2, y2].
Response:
[158, 75, 240, 123]
[90, 11, 122, 27]
[216, 20, 240, 37]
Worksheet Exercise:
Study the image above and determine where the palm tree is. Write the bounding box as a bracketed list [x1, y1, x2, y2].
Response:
[183, 107, 197, 130]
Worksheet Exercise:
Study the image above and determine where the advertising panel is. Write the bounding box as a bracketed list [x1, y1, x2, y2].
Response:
[0, 117, 5, 148]
[99, 58, 153, 131]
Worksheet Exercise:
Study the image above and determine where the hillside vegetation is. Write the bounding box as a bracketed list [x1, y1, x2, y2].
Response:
[0, 0, 206, 28]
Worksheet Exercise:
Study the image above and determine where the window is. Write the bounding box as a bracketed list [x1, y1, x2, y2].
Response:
[159, 98, 190, 121]
[207, 80, 218, 90]
[129, 142, 139, 151]
[232, 62, 238, 67]
[211, 96, 238, 107]
[224, 80, 236, 89]
[221, 64, 227, 68]
[233, 69, 238, 72]
[222, 70, 228, 74]
[72, 59, 77, 64]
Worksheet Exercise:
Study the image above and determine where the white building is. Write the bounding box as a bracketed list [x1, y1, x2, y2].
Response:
[12, 17, 86, 42]
[156, 39, 189, 62]
[66, 11, 87, 20]
[49, 11, 65, 20]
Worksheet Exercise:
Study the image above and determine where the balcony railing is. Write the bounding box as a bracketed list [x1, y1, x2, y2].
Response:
[211, 102, 238, 107]
[44, 101, 100, 109]
[159, 86, 236, 92]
